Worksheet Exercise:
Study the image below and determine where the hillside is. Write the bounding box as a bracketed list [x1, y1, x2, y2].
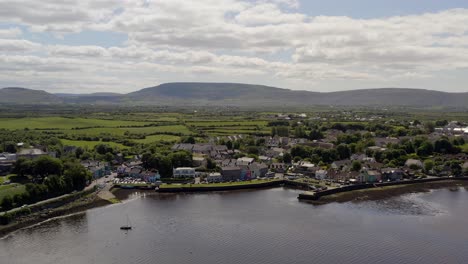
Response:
[0, 87, 62, 104]
[1, 83, 467, 107]
[126, 83, 468, 107]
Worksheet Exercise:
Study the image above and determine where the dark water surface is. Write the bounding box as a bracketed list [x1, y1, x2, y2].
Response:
[1, 187, 468, 264]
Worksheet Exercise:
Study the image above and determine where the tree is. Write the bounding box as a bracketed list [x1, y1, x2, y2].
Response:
[169, 151, 192, 168]
[424, 159, 434, 173]
[434, 138, 453, 154]
[226, 140, 233, 150]
[1, 195, 13, 211]
[424, 121, 435, 133]
[13, 157, 33, 177]
[95, 144, 113, 155]
[336, 144, 351, 160]
[44, 175, 66, 195]
[4, 141, 17, 153]
[75, 147, 84, 158]
[158, 156, 173, 177]
[450, 161, 462, 177]
[181, 136, 196, 144]
[351, 161, 362, 172]
[63, 163, 91, 191]
[33, 156, 63, 178]
[283, 152, 292, 164]
[294, 126, 306, 138]
[416, 142, 434, 157]
[206, 158, 216, 170]
[309, 129, 324, 140]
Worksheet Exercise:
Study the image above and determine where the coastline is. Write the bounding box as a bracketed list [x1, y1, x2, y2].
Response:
[0, 193, 111, 238]
[306, 180, 468, 205]
[2, 178, 467, 237]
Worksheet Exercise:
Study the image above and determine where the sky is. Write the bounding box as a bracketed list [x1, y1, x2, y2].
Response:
[1, 0, 468, 94]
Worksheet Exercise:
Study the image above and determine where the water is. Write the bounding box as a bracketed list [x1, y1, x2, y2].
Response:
[1, 187, 468, 264]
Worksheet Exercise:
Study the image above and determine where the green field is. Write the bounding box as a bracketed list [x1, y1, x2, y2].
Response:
[133, 135, 181, 143]
[60, 139, 128, 149]
[0, 117, 152, 130]
[0, 184, 26, 201]
[186, 120, 268, 127]
[53, 125, 192, 136]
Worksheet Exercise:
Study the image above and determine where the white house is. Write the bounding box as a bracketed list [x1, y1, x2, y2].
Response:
[207, 172, 222, 183]
[173, 167, 196, 178]
[315, 169, 328, 180]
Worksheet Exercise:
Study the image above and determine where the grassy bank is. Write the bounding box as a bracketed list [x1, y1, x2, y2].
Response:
[159, 179, 281, 189]
[0, 192, 110, 238]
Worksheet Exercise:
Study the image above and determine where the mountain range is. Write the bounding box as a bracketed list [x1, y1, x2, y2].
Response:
[1, 83, 467, 108]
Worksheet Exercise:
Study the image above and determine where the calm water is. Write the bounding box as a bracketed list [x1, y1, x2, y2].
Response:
[1, 187, 468, 264]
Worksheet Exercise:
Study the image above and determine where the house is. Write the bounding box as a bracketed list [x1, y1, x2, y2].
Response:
[141, 171, 161, 182]
[221, 167, 242, 182]
[17, 148, 49, 159]
[173, 167, 196, 178]
[269, 163, 287, 173]
[129, 167, 143, 178]
[192, 156, 207, 167]
[315, 169, 328, 180]
[405, 159, 423, 169]
[81, 160, 111, 179]
[0, 153, 16, 175]
[350, 154, 375, 163]
[258, 156, 272, 163]
[381, 168, 404, 181]
[248, 162, 268, 178]
[63, 146, 77, 154]
[207, 172, 222, 183]
[359, 169, 382, 183]
[331, 160, 351, 171]
[266, 147, 285, 158]
[237, 157, 254, 166]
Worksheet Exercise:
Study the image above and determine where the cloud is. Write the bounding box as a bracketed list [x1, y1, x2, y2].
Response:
[0, 39, 41, 52]
[0, 27, 22, 38]
[0, 1, 467, 92]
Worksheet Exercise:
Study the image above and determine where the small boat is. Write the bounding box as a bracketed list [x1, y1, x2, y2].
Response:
[120, 215, 132, 230]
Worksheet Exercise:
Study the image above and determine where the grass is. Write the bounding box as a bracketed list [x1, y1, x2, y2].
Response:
[159, 179, 280, 189]
[0, 184, 26, 201]
[53, 125, 192, 136]
[462, 144, 468, 153]
[60, 139, 128, 149]
[133, 135, 181, 144]
[186, 120, 268, 127]
[0, 117, 152, 130]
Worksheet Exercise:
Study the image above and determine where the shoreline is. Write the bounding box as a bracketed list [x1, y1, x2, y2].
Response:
[2, 178, 467, 237]
[305, 180, 468, 205]
[0, 193, 111, 238]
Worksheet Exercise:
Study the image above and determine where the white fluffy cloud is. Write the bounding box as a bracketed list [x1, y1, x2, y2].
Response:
[0, 0, 467, 92]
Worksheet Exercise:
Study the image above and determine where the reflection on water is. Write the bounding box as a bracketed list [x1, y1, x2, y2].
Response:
[351, 192, 446, 216]
[1, 187, 468, 264]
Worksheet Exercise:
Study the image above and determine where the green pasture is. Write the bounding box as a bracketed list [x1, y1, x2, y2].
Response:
[60, 139, 128, 149]
[52, 125, 192, 136]
[133, 135, 181, 144]
[0, 117, 151, 130]
[0, 184, 26, 201]
[186, 120, 268, 127]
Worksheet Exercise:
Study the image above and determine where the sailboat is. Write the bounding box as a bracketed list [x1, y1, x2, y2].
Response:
[120, 215, 132, 230]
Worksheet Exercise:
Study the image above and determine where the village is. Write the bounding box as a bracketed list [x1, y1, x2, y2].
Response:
[1, 115, 468, 203]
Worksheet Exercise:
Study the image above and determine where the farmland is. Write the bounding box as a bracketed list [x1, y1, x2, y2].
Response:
[0, 113, 271, 149]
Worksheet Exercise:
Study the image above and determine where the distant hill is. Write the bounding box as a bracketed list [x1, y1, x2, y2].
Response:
[125, 83, 468, 107]
[1, 83, 467, 107]
[0, 87, 62, 104]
